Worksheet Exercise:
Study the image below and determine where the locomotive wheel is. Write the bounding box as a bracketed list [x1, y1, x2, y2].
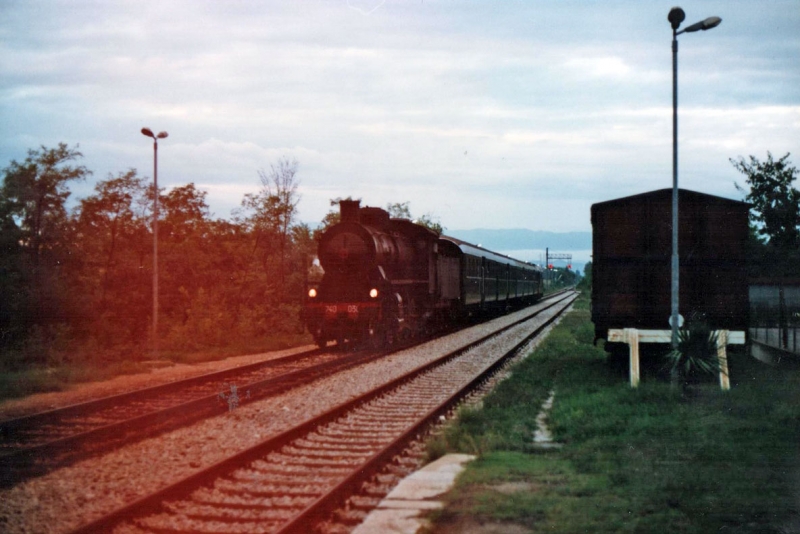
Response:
[368, 322, 383, 350]
[372, 315, 398, 348]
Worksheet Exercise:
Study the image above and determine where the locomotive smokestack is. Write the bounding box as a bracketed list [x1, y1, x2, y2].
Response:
[340, 199, 360, 223]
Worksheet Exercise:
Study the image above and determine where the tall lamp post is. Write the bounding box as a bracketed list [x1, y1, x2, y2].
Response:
[668, 8, 721, 348]
[141, 127, 168, 357]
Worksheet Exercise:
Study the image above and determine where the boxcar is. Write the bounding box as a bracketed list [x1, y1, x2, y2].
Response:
[591, 188, 749, 342]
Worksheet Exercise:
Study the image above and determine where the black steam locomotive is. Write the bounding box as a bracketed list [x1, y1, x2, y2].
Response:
[304, 200, 544, 348]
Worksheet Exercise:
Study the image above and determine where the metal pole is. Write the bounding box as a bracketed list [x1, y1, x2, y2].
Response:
[671, 31, 680, 349]
[545, 247, 549, 291]
[152, 139, 159, 358]
[779, 285, 787, 350]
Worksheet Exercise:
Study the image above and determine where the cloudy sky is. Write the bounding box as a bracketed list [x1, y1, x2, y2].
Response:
[1, 0, 798, 233]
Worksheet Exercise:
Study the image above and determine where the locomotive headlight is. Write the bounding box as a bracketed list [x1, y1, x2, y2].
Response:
[369, 288, 379, 298]
[308, 288, 317, 298]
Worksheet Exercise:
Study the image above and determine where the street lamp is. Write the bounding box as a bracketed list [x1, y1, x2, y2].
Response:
[668, 8, 721, 348]
[141, 127, 168, 357]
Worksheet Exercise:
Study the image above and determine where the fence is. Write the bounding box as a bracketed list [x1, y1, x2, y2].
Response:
[749, 283, 800, 356]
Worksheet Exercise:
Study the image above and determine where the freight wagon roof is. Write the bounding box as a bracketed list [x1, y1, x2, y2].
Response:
[591, 188, 749, 212]
[440, 235, 542, 271]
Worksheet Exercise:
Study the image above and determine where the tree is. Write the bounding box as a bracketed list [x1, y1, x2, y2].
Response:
[315, 196, 360, 239]
[76, 170, 149, 300]
[386, 201, 445, 235]
[159, 183, 215, 328]
[161, 183, 211, 242]
[415, 212, 445, 235]
[256, 158, 300, 252]
[386, 201, 413, 219]
[731, 152, 800, 250]
[1, 144, 89, 273]
[72, 170, 151, 347]
[0, 144, 90, 354]
[239, 157, 300, 287]
[577, 261, 592, 291]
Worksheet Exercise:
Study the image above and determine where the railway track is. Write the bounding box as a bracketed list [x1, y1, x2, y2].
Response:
[0, 347, 394, 487]
[0, 290, 571, 488]
[69, 291, 576, 534]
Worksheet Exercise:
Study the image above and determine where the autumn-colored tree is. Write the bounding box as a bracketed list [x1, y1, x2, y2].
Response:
[160, 183, 214, 319]
[0, 144, 90, 358]
[1, 146, 318, 368]
[238, 157, 301, 296]
[76, 170, 149, 309]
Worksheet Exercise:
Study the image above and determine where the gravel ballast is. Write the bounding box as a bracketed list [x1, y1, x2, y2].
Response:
[0, 296, 569, 534]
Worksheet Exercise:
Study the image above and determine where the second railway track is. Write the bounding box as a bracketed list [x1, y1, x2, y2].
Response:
[0, 346, 391, 486]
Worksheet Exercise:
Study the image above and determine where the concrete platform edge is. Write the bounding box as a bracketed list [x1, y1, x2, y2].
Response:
[351, 453, 476, 534]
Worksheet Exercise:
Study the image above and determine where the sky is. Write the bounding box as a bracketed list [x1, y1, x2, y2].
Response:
[1, 0, 799, 235]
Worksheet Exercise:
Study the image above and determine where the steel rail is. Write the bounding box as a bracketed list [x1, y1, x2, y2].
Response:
[0, 348, 320, 434]
[0, 347, 394, 486]
[68, 291, 576, 534]
[278, 292, 577, 533]
[1, 292, 572, 487]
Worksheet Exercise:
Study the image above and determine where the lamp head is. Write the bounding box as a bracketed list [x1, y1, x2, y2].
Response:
[157, 131, 169, 139]
[668, 7, 686, 30]
[141, 127, 155, 138]
[683, 16, 722, 32]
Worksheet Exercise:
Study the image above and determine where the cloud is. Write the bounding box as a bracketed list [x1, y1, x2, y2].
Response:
[563, 56, 632, 78]
[1, 1, 798, 234]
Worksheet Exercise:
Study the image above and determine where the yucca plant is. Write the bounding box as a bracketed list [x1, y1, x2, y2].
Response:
[665, 314, 724, 385]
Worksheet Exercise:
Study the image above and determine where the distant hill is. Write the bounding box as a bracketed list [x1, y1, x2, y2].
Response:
[446, 228, 591, 251]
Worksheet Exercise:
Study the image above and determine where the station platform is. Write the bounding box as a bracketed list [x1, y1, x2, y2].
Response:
[352, 453, 476, 534]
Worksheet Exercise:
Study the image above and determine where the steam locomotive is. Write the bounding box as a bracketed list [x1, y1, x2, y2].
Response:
[304, 200, 544, 348]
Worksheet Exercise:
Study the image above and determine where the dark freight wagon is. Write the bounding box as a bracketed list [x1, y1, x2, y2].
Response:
[591, 188, 749, 343]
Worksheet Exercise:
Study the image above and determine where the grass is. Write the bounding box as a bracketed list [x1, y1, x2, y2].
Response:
[0, 360, 154, 400]
[0, 332, 313, 401]
[426, 293, 800, 534]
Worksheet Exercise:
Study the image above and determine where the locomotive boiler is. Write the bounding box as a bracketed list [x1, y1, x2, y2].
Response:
[304, 200, 544, 348]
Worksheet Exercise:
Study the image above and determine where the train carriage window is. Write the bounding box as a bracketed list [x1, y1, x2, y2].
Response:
[467, 256, 480, 277]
